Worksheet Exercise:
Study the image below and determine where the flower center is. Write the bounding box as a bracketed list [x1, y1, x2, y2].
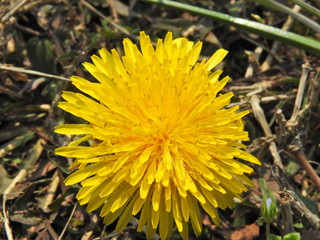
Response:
[154, 132, 171, 144]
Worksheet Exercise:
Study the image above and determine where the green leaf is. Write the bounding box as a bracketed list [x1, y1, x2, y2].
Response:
[296, 192, 319, 215]
[268, 234, 282, 240]
[259, 178, 268, 199]
[283, 232, 301, 240]
[283, 78, 300, 85]
[285, 160, 300, 176]
[27, 37, 56, 74]
[0, 131, 35, 158]
[261, 197, 277, 223]
[293, 222, 303, 229]
[141, 0, 320, 56]
[256, 216, 265, 226]
[259, 178, 278, 223]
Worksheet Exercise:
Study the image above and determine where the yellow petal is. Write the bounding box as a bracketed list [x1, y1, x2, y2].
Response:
[54, 124, 89, 135]
[206, 48, 228, 70]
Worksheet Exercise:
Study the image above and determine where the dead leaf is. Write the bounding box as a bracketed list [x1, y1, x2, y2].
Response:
[203, 214, 217, 230]
[11, 214, 41, 225]
[230, 223, 260, 240]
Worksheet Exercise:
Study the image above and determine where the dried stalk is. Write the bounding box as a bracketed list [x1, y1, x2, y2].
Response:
[287, 63, 312, 126]
[279, 190, 320, 230]
[284, 69, 320, 189]
[244, 3, 301, 74]
[279, 191, 294, 234]
[0, 64, 71, 81]
[250, 95, 284, 169]
[2, 139, 44, 240]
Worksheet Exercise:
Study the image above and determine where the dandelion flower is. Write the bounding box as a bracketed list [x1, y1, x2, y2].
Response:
[55, 31, 260, 239]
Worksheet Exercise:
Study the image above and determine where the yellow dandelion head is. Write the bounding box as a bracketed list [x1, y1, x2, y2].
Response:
[55, 31, 260, 239]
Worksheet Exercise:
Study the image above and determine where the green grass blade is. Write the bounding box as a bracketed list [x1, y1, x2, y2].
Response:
[287, 0, 320, 18]
[141, 0, 320, 56]
[255, 0, 320, 32]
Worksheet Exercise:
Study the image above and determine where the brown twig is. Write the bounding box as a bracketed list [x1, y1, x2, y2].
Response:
[14, 21, 41, 35]
[289, 142, 320, 190]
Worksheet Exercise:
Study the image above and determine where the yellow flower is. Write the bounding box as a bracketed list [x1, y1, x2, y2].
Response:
[55, 31, 260, 239]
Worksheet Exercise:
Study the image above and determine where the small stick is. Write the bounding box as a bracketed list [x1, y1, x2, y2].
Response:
[0, 0, 29, 24]
[0, 64, 71, 81]
[287, 63, 311, 126]
[57, 202, 78, 240]
[261, 95, 289, 102]
[14, 21, 41, 35]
